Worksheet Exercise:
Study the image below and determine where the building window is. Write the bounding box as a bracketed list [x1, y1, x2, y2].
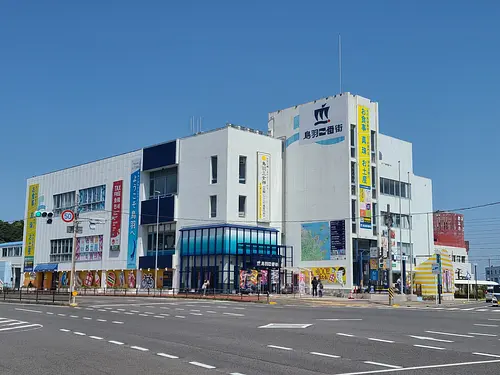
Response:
[210, 195, 217, 218]
[350, 124, 356, 158]
[1, 246, 22, 257]
[238, 195, 246, 218]
[351, 161, 356, 184]
[293, 115, 300, 129]
[380, 177, 411, 199]
[381, 211, 412, 229]
[239, 156, 247, 184]
[50, 238, 73, 263]
[53, 191, 76, 214]
[149, 167, 178, 198]
[351, 199, 356, 227]
[211, 156, 218, 184]
[371, 130, 376, 152]
[78, 185, 106, 213]
[371, 167, 376, 188]
[146, 223, 176, 256]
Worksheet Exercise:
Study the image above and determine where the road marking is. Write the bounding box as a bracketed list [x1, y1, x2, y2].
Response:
[364, 361, 402, 369]
[190, 309, 201, 312]
[310, 351, 340, 358]
[112, 321, 124, 324]
[409, 335, 453, 343]
[413, 344, 445, 350]
[488, 319, 500, 321]
[15, 308, 42, 313]
[223, 312, 244, 317]
[97, 319, 107, 322]
[139, 314, 148, 317]
[124, 312, 134, 315]
[154, 315, 165, 318]
[175, 315, 185, 319]
[131, 310, 140, 313]
[473, 352, 500, 358]
[318, 318, 363, 321]
[160, 307, 170, 310]
[206, 311, 217, 313]
[46, 312, 54, 315]
[144, 312, 154, 315]
[74, 332, 86, 336]
[89, 336, 103, 340]
[98, 309, 107, 312]
[461, 308, 476, 311]
[425, 331, 473, 338]
[109, 340, 124, 345]
[117, 309, 125, 311]
[145, 306, 155, 308]
[160, 313, 170, 316]
[234, 307, 245, 310]
[230, 373, 246, 375]
[368, 338, 395, 343]
[70, 315, 79, 318]
[469, 332, 498, 337]
[477, 309, 488, 312]
[259, 323, 312, 329]
[175, 308, 185, 311]
[474, 323, 498, 327]
[59, 329, 70, 332]
[130, 346, 149, 352]
[85, 308, 94, 311]
[0, 324, 41, 331]
[332, 358, 500, 375]
[57, 314, 66, 317]
[83, 317, 92, 320]
[111, 311, 120, 314]
[189, 361, 216, 369]
[0, 320, 19, 325]
[267, 345, 293, 351]
[157, 353, 179, 359]
[337, 333, 355, 337]
[0, 322, 28, 327]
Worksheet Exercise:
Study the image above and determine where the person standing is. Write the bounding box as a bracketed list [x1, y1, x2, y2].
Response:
[202, 280, 208, 296]
[312, 277, 319, 297]
[318, 280, 324, 297]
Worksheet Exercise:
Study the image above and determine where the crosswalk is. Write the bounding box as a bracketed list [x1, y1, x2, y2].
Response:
[0, 317, 42, 333]
[382, 305, 499, 313]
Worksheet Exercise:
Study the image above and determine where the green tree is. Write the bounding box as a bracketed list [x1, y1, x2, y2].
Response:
[0, 220, 24, 243]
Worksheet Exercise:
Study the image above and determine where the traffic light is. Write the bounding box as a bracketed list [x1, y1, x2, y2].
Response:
[35, 210, 54, 224]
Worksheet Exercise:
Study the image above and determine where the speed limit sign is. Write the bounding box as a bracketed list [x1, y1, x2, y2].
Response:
[61, 209, 75, 223]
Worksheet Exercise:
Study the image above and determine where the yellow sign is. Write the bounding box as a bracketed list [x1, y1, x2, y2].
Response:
[24, 184, 39, 258]
[72, 291, 78, 297]
[309, 267, 347, 286]
[257, 152, 270, 222]
[357, 105, 372, 229]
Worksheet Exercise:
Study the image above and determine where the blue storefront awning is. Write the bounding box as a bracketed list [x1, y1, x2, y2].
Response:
[34, 263, 58, 272]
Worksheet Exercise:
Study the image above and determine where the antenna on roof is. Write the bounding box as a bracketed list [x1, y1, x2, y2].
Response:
[338, 34, 342, 94]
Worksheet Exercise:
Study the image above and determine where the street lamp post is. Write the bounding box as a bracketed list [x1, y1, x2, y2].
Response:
[155, 191, 161, 290]
[474, 263, 478, 301]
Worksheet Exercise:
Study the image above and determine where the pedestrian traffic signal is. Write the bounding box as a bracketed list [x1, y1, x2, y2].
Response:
[34, 210, 54, 224]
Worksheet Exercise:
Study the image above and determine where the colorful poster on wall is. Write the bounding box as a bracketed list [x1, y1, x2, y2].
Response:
[106, 271, 116, 287]
[110, 180, 123, 252]
[299, 98, 346, 145]
[257, 152, 271, 222]
[127, 158, 141, 269]
[301, 222, 330, 261]
[24, 184, 39, 272]
[140, 272, 155, 289]
[357, 105, 372, 230]
[239, 270, 258, 290]
[310, 267, 347, 287]
[127, 270, 136, 288]
[75, 235, 103, 261]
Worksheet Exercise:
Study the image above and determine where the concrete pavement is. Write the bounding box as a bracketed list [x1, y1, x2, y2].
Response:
[1, 296, 500, 374]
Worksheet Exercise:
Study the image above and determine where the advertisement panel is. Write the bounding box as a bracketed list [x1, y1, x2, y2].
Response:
[299, 97, 346, 145]
[301, 221, 346, 261]
[75, 235, 103, 262]
[110, 180, 123, 251]
[309, 267, 347, 287]
[24, 184, 39, 272]
[257, 152, 271, 222]
[357, 105, 372, 229]
[127, 159, 141, 269]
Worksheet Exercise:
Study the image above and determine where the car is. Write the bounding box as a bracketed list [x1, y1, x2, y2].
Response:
[486, 290, 493, 302]
[492, 294, 500, 307]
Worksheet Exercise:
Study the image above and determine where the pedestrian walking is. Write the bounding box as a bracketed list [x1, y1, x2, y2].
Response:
[318, 280, 324, 297]
[202, 280, 208, 296]
[312, 277, 318, 297]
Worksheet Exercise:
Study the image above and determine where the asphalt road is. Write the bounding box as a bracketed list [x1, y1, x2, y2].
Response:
[1, 297, 500, 374]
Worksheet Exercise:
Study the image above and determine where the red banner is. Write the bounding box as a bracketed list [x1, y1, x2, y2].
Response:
[110, 180, 123, 251]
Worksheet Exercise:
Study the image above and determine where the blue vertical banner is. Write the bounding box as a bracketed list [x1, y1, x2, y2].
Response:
[127, 158, 141, 269]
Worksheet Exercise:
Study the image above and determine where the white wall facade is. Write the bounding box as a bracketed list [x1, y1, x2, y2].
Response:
[434, 245, 471, 279]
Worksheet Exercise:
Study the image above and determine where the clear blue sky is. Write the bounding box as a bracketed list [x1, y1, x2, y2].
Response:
[1, 1, 499, 274]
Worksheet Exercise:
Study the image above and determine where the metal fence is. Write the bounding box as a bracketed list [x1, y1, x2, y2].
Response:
[1, 288, 70, 304]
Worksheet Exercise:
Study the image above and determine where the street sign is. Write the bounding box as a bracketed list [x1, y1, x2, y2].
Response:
[61, 210, 75, 223]
[432, 263, 440, 274]
[72, 291, 78, 297]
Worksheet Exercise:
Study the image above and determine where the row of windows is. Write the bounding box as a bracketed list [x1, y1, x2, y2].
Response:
[50, 238, 73, 263]
[210, 155, 247, 184]
[380, 177, 411, 199]
[453, 255, 467, 263]
[209, 195, 247, 218]
[54, 185, 107, 214]
[146, 223, 176, 256]
[1, 246, 22, 257]
[149, 167, 178, 198]
[380, 211, 412, 229]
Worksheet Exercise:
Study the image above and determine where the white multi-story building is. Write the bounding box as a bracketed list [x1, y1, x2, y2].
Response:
[0, 241, 23, 288]
[22, 92, 434, 292]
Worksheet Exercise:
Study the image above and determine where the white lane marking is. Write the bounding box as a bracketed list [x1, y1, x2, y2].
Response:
[160, 313, 170, 316]
[124, 312, 134, 315]
[59, 329, 70, 332]
[97, 319, 107, 322]
[259, 323, 312, 329]
[332, 358, 500, 375]
[175, 315, 185, 319]
[189, 361, 216, 369]
[0, 320, 20, 325]
[267, 345, 293, 351]
[57, 314, 66, 317]
[0, 321, 28, 327]
[206, 311, 217, 314]
[85, 308, 94, 311]
[157, 353, 179, 359]
[488, 319, 500, 321]
[473, 352, 500, 358]
[474, 323, 498, 327]
[15, 308, 42, 313]
[109, 340, 124, 345]
[70, 315, 79, 318]
[469, 332, 497, 337]
[112, 321, 124, 324]
[74, 307, 81, 309]
[409, 335, 453, 343]
[175, 308, 185, 311]
[139, 314, 148, 317]
[144, 312, 154, 315]
[190, 313, 203, 316]
[117, 309, 125, 311]
[154, 315, 165, 318]
[131, 310, 140, 313]
[310, 351, 340, 358]
[476, 309, 488, 312]
[447, 308, 459, 310]
[318, 318, 363, 321]
[160, 307, 170, 310]
[425, 331, 473, 338]
[368, 338, 395, 343]
[130, 346, 149, 352]
[98, 309, 107, 312]
[190, 309, 201, 312]
[230, 373, 246, 375]
[364, 361, 402, 369]
[234, 307, 245, 310]
[83, 317, 92, 320]
[222, 312, 244, 317]
[105, 307, 113, 310]
[0, 324, 41, 331]
[111, 311, 120, 314]
[413, 344, 445, 350]
[145, 306, 155, 309]
[461, 307, 475, 311]
[89, 336, 103, 340]
[337, 333, 355, 337]
[46, 312, 54, 315]
[74, 332, 86, 336]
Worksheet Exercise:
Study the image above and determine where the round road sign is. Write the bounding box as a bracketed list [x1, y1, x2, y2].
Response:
[61, 209, 75, 223]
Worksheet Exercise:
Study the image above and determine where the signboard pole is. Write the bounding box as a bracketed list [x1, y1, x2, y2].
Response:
[69, 193, 79, 307]
[385, 204, 393, 306]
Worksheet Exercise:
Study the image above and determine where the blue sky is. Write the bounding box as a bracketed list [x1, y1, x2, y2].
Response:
[1, 1, 499, 274]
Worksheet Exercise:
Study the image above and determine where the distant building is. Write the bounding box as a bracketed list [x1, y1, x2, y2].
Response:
[0, 241, 23, 288]
[486, 266, 500, 283]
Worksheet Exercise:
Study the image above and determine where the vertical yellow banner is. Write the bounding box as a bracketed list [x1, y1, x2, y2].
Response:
[24, 184, 39, 268]
[357, 106, 372, 229]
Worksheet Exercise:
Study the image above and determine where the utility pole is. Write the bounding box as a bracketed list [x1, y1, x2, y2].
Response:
[70, 192, 79, 306]
[385, 204, 393, 306]
[489, 258, 492, 281]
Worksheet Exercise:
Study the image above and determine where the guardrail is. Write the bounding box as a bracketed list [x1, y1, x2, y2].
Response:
[1, 288, 70, 304]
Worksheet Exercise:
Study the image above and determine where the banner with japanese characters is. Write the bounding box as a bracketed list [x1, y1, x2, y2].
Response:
[110, 180, 123, 251]
[127, 158, 141, 269]
[257, 152, 271, 222]
[299, 97, 346, 145]
[357, 105, 372, 229]
[23, 183, 39, 272]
